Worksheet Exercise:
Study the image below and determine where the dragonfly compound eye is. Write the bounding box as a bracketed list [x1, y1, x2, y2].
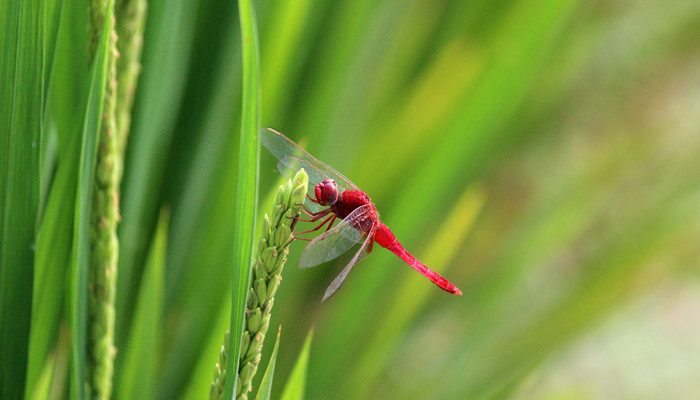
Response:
[316, 179, 337, 206]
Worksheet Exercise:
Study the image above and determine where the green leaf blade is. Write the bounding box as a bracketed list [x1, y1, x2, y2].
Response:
[223, 0, 262, 398]
[67, 2, 114, 398]
[116, 0, 201, 345]
[115, 208, 167, 400]
[279, 328, 313, 400]
[25, 132, 79, 396]
[0, 0, 44, 397]
[254, 326, 282, 400]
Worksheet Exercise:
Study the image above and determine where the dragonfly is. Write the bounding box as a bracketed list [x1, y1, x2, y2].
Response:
[261, 128, 462, 301]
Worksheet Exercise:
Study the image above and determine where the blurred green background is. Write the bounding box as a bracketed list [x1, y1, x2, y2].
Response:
[10, 0, 700, 398]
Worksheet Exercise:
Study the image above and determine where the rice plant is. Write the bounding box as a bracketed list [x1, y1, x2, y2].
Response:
[2, 0, 699, 399]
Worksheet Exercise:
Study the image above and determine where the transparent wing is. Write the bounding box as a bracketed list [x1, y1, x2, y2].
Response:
[321, 226, 375, 302]
[298, 205, 373, 269]
[260, 127, 360, 193]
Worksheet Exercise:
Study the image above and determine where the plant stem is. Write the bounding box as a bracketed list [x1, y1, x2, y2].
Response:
[211, 169, 309, 400]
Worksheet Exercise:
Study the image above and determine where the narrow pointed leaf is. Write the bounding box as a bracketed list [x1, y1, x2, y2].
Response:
[0, 0, 43, 396]
[26, 0, 81, 385]
[279, 329, 314, 400]
[116, 0, 201, 344]
[254, 326, 282, 400]
[28, 351, 55, 400]
[27, 115, 81, 399]
[223, 0, 261, 398]
[115, 208, 167, 400]
[67, 2, 114, 398]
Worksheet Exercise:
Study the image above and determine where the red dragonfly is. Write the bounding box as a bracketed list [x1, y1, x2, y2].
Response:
[261, 128, 462, 301]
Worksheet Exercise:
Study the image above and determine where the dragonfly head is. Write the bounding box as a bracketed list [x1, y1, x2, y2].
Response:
[315, 179, 338, 206]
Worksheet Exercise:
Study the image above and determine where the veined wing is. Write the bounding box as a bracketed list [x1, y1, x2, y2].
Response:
[260, 127, 360, 192]
[321, 225, 375, 302]
[298, 205, 373, 269]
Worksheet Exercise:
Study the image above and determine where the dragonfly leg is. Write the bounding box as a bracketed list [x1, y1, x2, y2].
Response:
[306, 193, 318, 203]
[299, 207, 314, 218]
[295, 213, 334, 235]
[293, 202, 314, 215]
[291, 208, 331, 222]
[292, 236, 314, 242]
[324, 215, 337, 233]
[288, 213, 336, 246]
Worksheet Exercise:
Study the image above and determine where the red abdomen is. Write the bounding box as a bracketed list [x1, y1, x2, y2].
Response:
[374, 223, 462, 295]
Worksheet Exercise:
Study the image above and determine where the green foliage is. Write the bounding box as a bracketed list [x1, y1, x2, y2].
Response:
[68, 3, 114, 398]
[4, 0, 700, 399]
[26, 0, 79, 395]
[279, 329, 313, 400]
[0, 0, 44, 397]
[115, 0, 199, 340]
[114, 209, 167, 400]
[213, 170, 308, 400]
[86, 0, 120, 397]
[254, 327, 282, 400]
[223, 0, 262, 398]
[114, 0, 147, 157]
